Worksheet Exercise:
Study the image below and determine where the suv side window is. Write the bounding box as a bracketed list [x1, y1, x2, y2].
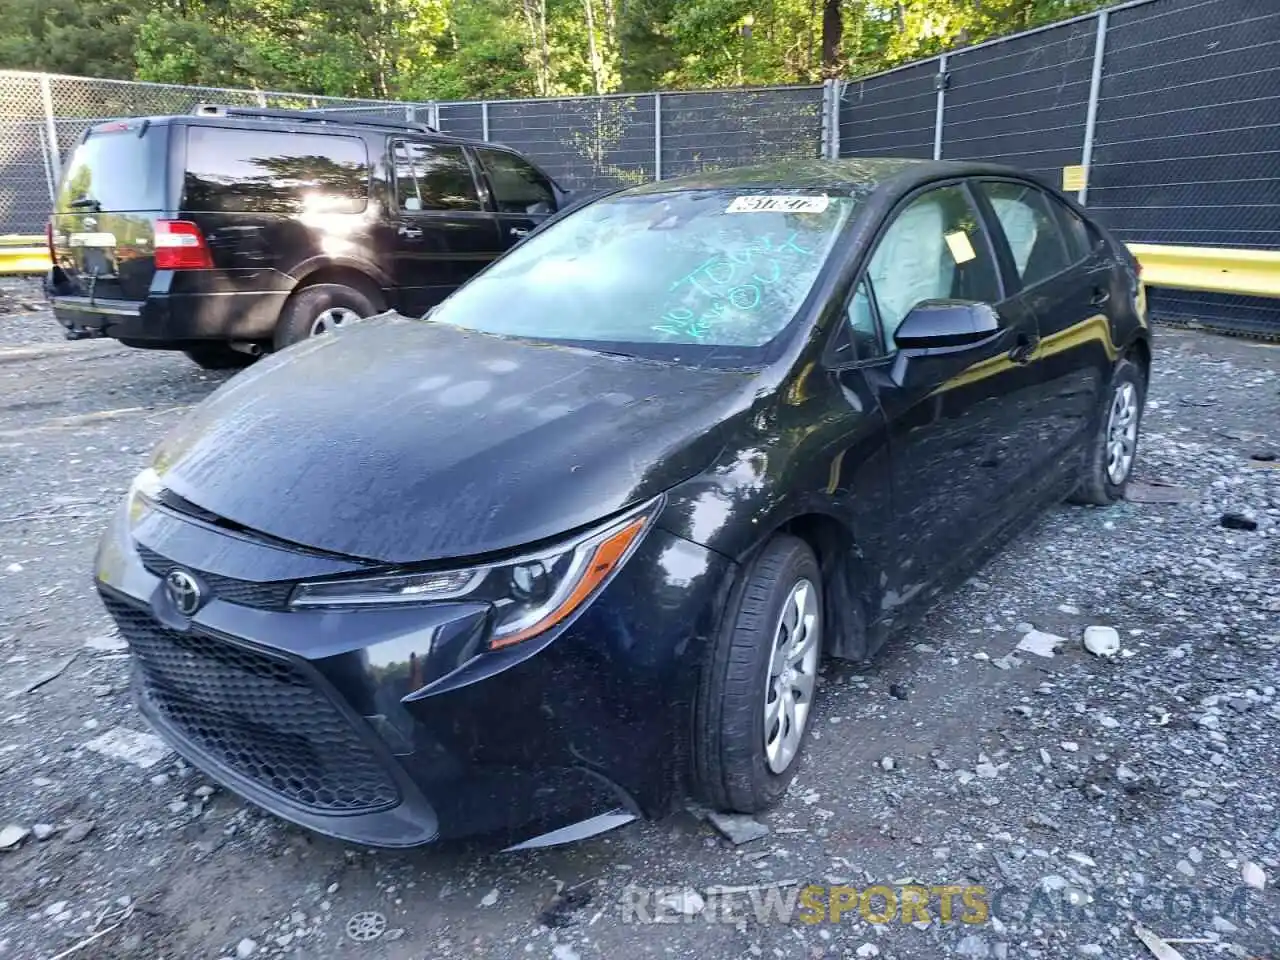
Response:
[393, 142, 482, 213]
[863, 184, 1002, 349]
[183, 126, 369, 214]
[977, 181, 1073, 287]
[475, 148, 556, 215]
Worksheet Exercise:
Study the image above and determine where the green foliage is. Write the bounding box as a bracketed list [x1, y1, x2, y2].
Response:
[0, 0, 1112, 100]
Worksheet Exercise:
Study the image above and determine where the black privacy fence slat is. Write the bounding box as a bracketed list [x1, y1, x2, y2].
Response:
[839, 63, 937, 159]
[942, 18, 1097, 185]
[1, 0, 1276, 336]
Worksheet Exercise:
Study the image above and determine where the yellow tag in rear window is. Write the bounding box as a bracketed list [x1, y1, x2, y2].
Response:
[944, 230, 977, 264]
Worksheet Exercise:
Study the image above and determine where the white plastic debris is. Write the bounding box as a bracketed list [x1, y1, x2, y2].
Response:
[1017, 629, 1067, 658]
[84, 634, 128, 653]
[478, 888, 500, 907]
[657, 889, 705, 916]
[84, 727, 173, 769]
[0, 824, 30, 850]
[1083, 626, 1121, 658]
[1133, 922, 1186, 960]
[1241, 861, 1266, 890]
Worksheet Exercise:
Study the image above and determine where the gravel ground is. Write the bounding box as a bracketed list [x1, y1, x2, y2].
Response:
[1, 306, 1278, 960]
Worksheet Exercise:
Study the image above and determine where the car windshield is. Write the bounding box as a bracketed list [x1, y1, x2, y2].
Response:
[428, 188, 858, 361]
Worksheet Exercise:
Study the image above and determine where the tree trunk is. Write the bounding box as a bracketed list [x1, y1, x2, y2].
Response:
[584, 0, 604, 95]
[520, 0, 551, 95]
[821, 0, 843, 78]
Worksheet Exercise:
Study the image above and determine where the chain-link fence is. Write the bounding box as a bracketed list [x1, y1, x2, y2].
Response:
[2, 0, 1277, 333]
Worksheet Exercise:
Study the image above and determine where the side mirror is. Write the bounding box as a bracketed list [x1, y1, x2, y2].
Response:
[893, 300, 1000, 354]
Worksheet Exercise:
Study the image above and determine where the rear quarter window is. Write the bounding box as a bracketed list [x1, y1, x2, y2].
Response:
[182, 126, 370, 215]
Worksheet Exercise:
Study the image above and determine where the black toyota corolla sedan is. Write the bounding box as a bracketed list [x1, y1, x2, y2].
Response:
[95, 158, 1150, 848]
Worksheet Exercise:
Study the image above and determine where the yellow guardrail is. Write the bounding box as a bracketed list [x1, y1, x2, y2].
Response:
[0, 234, 50, 276]
[1128, 243, 1280, 300]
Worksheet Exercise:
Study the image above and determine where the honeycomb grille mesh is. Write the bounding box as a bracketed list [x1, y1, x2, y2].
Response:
[135, 543, 296, 610]
[102, 595, 400, 814]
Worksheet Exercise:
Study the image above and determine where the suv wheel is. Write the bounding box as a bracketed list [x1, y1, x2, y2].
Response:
[183, 344, 256, 370]
[693, 534, 823, 813]
[274, 283, 378, 350]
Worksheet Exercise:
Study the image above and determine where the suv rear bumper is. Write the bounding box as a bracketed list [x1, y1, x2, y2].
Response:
[47, 276, 288, 347]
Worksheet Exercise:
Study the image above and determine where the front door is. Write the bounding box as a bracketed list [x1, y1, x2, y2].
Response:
[471, 146, 559, 249]
[388, 140, 503, 316]
[842, 182, 1043, 626]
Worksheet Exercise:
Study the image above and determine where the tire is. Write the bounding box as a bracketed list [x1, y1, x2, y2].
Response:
[182, 344, 257, 370]
[273, 283, 378, 350]
[1069, 356, 1146, 505]
[693, 534, 823, 813]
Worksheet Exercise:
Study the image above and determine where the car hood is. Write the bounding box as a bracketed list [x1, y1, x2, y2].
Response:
[151, 316, 754, 564]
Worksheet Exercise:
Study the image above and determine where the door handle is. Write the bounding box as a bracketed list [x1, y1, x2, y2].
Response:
[509, 227, 530, 239]
[1008, 335, 1037, 365]
[1090, 287, 1111, 307]
[398, 225, 423, 239]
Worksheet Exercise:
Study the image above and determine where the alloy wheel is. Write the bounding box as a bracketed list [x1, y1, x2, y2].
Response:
[309, 306, 362, 337]
[1105, 380, 1139, 484]
[763, 577, 821, 775]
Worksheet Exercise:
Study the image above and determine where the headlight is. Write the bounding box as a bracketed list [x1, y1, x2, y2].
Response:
[289, 501, 659, 649]
[127, 467, 164, 524]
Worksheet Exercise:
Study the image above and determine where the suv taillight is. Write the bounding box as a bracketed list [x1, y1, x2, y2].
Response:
[155, 220, 213, 270]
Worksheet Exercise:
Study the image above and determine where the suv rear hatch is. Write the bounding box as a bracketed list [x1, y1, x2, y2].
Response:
[50, 119, 170, 303]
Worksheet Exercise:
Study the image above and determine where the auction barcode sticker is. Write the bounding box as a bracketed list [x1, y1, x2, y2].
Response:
[726, 195, 830, 214]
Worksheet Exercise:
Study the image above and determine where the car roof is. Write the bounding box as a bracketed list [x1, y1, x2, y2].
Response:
[623, 157, 1049, 199]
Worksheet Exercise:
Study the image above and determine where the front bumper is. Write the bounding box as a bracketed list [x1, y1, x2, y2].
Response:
[94, 499, 733, 847]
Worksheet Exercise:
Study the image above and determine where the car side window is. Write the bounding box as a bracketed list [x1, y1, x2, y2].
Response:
[1047, 196, 1096, 263]
[978, 181, 1073, 287]
[476, 148, 556, 215]
[833, 280, 884, 361]
[393, 142, 481, 213]
[864, 185, 1002, 348]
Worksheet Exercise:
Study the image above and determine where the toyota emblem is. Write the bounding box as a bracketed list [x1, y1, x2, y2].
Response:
[164, 568, 204, 616]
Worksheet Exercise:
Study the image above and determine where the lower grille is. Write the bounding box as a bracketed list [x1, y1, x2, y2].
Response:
[102, 595, 400, 814]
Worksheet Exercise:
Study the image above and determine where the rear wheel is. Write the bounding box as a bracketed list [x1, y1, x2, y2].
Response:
[274, 283, 378, 350]
[693, 535, 822, 813]
[182, 343, 256, 370]
[1069, 356, 1146, 505]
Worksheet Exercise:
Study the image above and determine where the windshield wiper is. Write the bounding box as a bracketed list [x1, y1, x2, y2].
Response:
[68, 196, 100, 211]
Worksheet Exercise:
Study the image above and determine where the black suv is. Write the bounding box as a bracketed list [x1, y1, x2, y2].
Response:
[45, 105, 566, 368]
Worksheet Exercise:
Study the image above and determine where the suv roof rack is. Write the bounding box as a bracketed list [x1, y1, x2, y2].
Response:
[191, 103, 438, 134]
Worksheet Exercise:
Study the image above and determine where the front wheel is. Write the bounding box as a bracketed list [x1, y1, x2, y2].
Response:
[1069, 356, 1146, 505]
[693, 535, 823, 813]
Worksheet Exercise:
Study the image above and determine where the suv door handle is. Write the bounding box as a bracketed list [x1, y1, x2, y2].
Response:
[398, 225, 423, 239]
[509, 227, 530, 239]
[1090, 286, 1111, 307]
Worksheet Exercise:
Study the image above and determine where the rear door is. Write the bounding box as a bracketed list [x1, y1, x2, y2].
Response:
[973, 180, 1114, 476]
[471, 147, 559, 248]
[50, 119, 171, 304]
[389, 140, 503, 316]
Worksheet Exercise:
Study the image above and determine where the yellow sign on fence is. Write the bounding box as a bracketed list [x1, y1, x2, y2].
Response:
[1061, 165, 1087, 192]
